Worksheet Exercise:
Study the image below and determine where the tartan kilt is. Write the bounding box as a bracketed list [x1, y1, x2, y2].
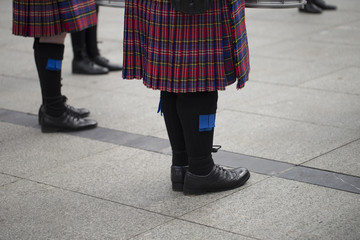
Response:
[13, 0, 97, 37]
[122, 0, 250, 93]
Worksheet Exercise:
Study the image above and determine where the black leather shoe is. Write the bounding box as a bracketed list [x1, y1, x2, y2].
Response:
[312, 0, 337, 10]
[72, 58, 109, 75]
[299, 2, 322, 13]
[38, 95, 90, 124]
[38, 104, 90, 124]
[92, 55, 123, 71]
[183, 165, 250, 195]
[171, 165, 189, 191]
[40, 111, 97, 133]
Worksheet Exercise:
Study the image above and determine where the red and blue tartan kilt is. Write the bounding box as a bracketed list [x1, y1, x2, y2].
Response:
[122, 0, 250, 93]
[13, 0, 97, 37]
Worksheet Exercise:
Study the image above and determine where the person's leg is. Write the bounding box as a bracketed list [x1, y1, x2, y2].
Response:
[36, 33, 90, 119]
[34, 33, 97, 132]
[39, 33, 67, 45]
[36, 33, 67, 117]
[85, 25, 100, 58]
[85, 5, 123, 71]
[71, 29, 86, 61]
[85, 5, 100, 59]
[71, 28, 108, 74]
[160, 91, 189, 191]
[176, 91, 217, 175]
[161, 91, 188, 166]
[176, 91, 250, 195]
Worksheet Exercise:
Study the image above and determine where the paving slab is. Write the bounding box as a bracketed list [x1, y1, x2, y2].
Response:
[4, 110, 360, 194]
[248, 56, 342, 86]
[2, 33, 33, 53]
[0, 1, 11, 30]
[111, 78, 161, 98]
[0, 109, 39, 130]
[217, 82, 290, 110]
[334, 0, 360, 11]
[245, 2, 356, 26]
[298, 20, 360, 46]
[279, 166, 360, 194]
[4, 37, 74, 80]
[62, 72, 158, 100]
[0, 122, 34, 143]
[75, 90, 164, 135]
[246, 31, 280, 50]
[0, 173, 19, 187]
[181, 177, 360, 240]
[29, 146, 268, 217]
[1, 0, 360, 239]
[214, 110, 358, 164]
[246, 16, 326, 40]
[0, 124, 114, 177]
[1, 40, 36, 77]
[0, 75, 40, 114]
[132, 219, 256, 240]
[300, 66, 360, 95]
[0, 180, 172, 240]
[226, 85, 360, 129]
[97, 7, 125, 40]
[256, 39, 360, 68]
[303, 139, 360, 177]
[62, 71, 125, 92]
[0, 31, 13, 47]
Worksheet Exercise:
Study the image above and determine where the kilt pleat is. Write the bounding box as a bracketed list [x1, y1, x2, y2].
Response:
[123, 0, 250, 93]
[13, 0, 97, 37]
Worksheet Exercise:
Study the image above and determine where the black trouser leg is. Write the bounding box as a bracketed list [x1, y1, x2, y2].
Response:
[33, 39, 66, 117]
[161, 91, 188, 166]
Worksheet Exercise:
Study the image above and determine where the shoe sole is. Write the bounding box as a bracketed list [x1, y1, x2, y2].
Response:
[38, 112, 90, 125]
[41, 123, 97, 133]
[183, 171, 251, 195]
[172, 182, 184, 192]
[107, 68, 123, 71]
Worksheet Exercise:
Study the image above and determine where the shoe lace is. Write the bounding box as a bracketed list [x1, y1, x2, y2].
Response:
[216, 165, 229, 177]
[60, 95, 81, 119]
[61, 95, 68, 103]
[211, 145, 221, 153]
[98, 55, 109, 63]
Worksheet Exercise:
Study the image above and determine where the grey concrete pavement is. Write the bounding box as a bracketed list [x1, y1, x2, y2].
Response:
[1, 0, 360, 239]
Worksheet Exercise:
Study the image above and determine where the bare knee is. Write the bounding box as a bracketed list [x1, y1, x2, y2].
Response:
[39, 32, 67, 44]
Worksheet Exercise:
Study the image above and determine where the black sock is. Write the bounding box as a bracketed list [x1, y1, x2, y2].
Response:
[172, 150, 189, 166]
[177, 91, 217, 175]
[33, 39, 66, 117]
[85, 25, 100, 58]
[161, 91, 188, 166]
[71, 30, 87, 61]
[85, 5, 100, 58]
[161, 91, 218, 175]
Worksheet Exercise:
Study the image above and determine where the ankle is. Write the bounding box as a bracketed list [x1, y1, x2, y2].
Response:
[172, 150, 188, 166]
[44, 96, 66, 117]
[188, 155, 214, 176]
